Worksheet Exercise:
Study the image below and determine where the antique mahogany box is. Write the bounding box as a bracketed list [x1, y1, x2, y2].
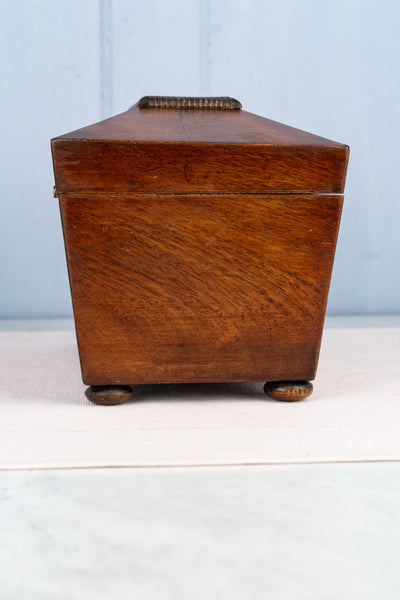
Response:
[51, 96, 349, 405]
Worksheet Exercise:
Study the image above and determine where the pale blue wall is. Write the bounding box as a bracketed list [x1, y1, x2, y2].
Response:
[1, 0, 399, 317]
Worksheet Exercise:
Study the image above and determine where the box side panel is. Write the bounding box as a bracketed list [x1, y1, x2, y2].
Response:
[59, 193, 343, 385]
[52, 140, 349, 195]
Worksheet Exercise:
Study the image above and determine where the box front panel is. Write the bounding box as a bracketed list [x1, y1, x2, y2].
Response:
[60, 193, 343, 385]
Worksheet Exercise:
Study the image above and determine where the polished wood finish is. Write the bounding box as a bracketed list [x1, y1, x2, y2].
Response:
[138, 95, 242, 109]
[52, 100, 349, 399]
[264, 381, 313, 402]
[59, 192, 342, 386]
[51, 106, 349, 195]
[52, 104, 346, 144]
[85, 385, 133, 405]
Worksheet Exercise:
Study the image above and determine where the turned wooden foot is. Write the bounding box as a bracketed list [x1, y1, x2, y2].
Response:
[85, 385, 133, 405]
[263, 381, 313, 402]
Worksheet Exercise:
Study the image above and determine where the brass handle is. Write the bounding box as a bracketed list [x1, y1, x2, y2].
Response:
[138, 96, 242, 110]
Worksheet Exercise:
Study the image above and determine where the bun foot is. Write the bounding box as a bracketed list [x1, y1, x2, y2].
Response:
[263, 381, 313, 402]
[85, 385, 133, 405]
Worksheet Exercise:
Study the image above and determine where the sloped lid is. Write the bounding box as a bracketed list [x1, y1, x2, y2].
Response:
[52, 96, 349, 194]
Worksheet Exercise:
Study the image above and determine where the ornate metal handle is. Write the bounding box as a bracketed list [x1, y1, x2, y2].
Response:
[138, 96, 242, 109]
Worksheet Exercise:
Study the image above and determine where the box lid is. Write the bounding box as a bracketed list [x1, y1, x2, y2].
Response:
[51, 96, 349, 195]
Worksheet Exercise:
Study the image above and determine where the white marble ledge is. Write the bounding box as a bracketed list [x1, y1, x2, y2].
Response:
[1, 462, 400, 600]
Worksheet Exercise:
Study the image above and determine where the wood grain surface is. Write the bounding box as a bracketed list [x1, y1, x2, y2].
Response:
[52, 106, 349, 195]
[264, 381, 314, 401]
[53, 106, 343, 144]
[59, 192, 343, 386]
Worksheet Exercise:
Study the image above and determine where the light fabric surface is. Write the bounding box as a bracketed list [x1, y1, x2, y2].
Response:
[0, 328, 399, 470]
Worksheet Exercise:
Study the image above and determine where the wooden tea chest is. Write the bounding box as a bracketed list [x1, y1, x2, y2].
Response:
[51, 96, 349, 405]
